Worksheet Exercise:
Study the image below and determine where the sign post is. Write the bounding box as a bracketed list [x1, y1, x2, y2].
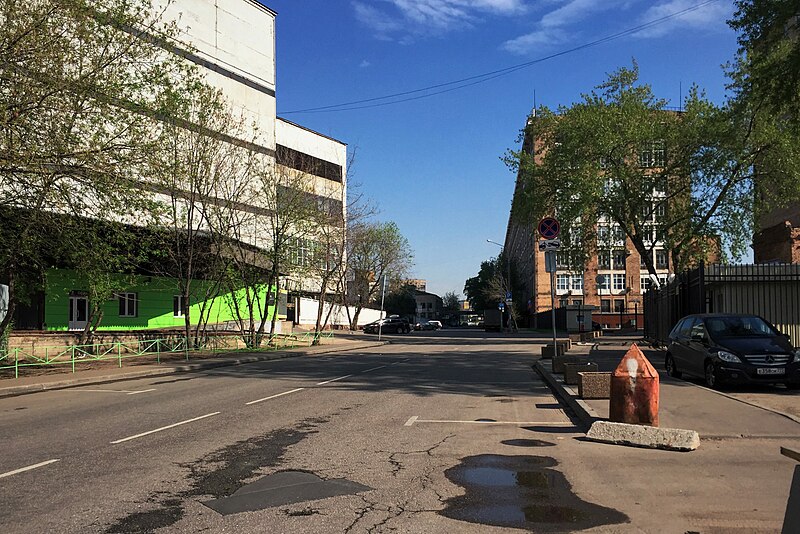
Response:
[538, 217, 561, 355]
[378, 275, 388, 341]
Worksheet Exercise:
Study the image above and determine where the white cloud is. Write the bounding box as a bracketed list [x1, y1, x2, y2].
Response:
[632, 0, 733, 38]
[353, 0, 529, 41]
[359, 59, 372, 68]
[502, 0, 628, 55]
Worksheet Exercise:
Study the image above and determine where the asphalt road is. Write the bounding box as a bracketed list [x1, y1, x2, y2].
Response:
[1, 330, 798, 533]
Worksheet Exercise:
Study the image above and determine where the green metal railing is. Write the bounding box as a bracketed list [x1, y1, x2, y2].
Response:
[0, 331, 335, 378]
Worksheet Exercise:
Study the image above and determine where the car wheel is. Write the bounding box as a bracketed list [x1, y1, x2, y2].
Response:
[665, 354, 682, 379]
[704, 360, 720, 389]
[786, 382, 800, 390]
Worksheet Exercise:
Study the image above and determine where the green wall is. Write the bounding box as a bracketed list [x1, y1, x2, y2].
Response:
[45, 269, 281, 331]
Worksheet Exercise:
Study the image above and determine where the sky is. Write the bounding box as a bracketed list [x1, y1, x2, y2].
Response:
[260, 0, 741, 298]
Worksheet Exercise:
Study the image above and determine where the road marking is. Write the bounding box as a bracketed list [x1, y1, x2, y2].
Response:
[316, 374, 353, 386]
[405, 419, 572, 427]
[245, 388, 305, 406]
[0, 459, 60, 479]
[73, 388, 156, 395]
[404, 416, 419, 427]
[360, 365, 388, 373]
[110, 412, 220, 444]
[389, 359, 410, 365]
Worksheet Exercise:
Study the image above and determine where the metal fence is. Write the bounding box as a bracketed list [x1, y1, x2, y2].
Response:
[644, 263, 800, 346]
[0, 331, 334, 378]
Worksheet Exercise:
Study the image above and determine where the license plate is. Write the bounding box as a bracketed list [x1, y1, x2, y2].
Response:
[756, 367, 785, 375]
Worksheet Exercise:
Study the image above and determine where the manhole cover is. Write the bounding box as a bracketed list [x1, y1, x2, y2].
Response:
[203, 471, 371, 515]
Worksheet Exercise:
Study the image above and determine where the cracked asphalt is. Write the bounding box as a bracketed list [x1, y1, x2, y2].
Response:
[1, 330, 797, 532]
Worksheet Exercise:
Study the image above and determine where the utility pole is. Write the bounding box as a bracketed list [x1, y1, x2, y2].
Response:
[378, 275, 388, 341]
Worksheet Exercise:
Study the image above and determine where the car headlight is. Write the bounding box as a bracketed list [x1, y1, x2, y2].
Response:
[716, 350, 741, 363]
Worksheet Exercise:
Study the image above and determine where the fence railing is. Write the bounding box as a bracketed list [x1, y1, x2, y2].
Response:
[0, 331, 335, 379]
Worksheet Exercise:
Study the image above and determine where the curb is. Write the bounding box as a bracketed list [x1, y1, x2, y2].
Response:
[0, 341, 389, 400]
[533, 359, 600, 431]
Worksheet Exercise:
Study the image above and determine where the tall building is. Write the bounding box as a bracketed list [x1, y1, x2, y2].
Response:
[503, 115, 674, 329]
[6, 0, 347, 332]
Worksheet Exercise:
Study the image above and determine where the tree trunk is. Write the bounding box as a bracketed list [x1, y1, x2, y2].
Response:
[0, 268, 17, 351]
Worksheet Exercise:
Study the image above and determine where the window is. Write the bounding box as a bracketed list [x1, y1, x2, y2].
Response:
[656, 249, 669, 269]
[639, 140, 665, 168]
[613, 273, 626, 291]
[556, 251, 570, 269]
[572, 299, 583, 306]
[599, 156, 609, 169]
[613, 250, 627, 270]
[654, 202, 666, 217]
[556, 274, 570, 291]
[597, 274, 610, 291]
[571, 275, 583, 291]
[640, 277, 652, 292]
[600, 299, 611, 312]
[598, 250, 611, 270]
[559, 298, 569, 308]
[614, 299, 625, 312]
[116, 293, 137, 317]
[173, 295, 188, 318]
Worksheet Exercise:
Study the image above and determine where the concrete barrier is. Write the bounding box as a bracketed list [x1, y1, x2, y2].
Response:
[540, 344, 564, 359]
[564, 362, 598, 385]
[578, 372, 611, 399]
[586, 421, 699, 452]
[552, 354, 585, 374]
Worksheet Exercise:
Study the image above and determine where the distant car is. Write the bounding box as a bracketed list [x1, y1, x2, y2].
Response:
[421, 320, 442, 331]
[363, 317, 411, 334]
[665, 314, 800, 389]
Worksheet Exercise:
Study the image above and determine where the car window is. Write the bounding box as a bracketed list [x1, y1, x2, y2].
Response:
[705, 316, 777, 337]
[669, 318, 687, 338]
[689, 321, 706, 340]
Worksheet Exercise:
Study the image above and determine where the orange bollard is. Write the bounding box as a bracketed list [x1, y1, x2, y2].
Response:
[609, 343, 659, 427]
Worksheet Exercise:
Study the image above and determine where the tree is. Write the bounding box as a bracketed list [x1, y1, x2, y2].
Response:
[504, 63, 798, 282]
[442, 291, 460, 311]
[381, 283, 416, 318]
[464, 257, 504, 312]
[729, 1, 800, 123]
[347, 221, 413, 329]
[0, 0, 186, 345]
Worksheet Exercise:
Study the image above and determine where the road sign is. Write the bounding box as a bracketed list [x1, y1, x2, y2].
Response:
[506, 291, 512, 301]
[544, 250, 557, 273]
[537, 217, 561, 239]
[498, 302, 505, 310]
[538, 238, 561, 252]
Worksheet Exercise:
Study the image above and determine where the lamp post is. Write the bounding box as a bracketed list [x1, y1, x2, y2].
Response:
[487, 239, 512, 331]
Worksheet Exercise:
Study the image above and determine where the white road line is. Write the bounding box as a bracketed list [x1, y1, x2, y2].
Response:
[245, 388, 305, 406]
[411, 419, 572, 426]
[110, 412, 220, 444]
[404, 416, 419, 427]
[0, 459, 60, 479]
[72, 388, 156, 395]
[316, 374, 353, 386]
[360, 365, 388, 373]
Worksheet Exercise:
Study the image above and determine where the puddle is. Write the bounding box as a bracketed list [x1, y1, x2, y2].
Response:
[440, 455, 628, 531]
[501, 439, 556, 447]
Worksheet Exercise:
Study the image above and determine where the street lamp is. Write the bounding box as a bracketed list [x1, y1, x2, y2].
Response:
[487, 239, 512, 331]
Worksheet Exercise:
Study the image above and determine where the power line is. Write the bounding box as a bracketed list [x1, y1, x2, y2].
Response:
[279, 0, 721, 115]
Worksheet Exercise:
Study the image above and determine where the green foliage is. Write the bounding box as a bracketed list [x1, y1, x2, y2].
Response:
[442, 291, 460, 311]
[464, 257, 503, 312]
[504, 62, 798, 276]
[729, 1, 800, 123]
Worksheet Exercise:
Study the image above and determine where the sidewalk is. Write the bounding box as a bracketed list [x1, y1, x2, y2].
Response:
[0, 333, 388, 400]
[534, 336, 800, 438]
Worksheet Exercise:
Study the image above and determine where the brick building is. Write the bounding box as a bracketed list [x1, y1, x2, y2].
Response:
[503, 115, 674, 329]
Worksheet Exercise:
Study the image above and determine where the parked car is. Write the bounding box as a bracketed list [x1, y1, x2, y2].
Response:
[421, 320, 442, 331]
[665, 314, 800, 389]
[363, 316, 411, 334]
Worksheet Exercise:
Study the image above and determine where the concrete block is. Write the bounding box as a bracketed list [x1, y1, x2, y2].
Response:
[586, 421, 700, 452]
[564, 362, 599, 385]
[568, 333, 582, 342]
[578, 372, 611, 399]
[557, 339, 571, 351]
[580, 332, 594, 342]
[552, 354, 584, 374]
[540, 344, 564, 360]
